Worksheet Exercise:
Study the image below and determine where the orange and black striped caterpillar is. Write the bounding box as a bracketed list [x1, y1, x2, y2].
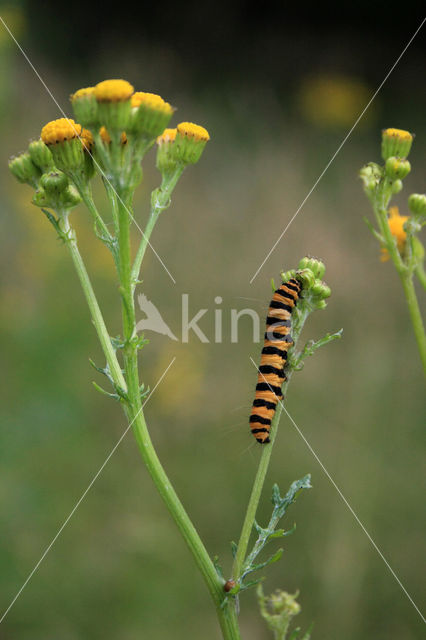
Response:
[250, 277, 303, 443]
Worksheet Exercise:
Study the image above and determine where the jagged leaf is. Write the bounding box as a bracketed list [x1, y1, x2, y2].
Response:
[92, 381, 119, 400]
[244, 548, 283, 576]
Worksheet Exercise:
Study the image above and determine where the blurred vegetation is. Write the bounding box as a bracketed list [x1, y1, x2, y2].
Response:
[0, 2, 425, 639]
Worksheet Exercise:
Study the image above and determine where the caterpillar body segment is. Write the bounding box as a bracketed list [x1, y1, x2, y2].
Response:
[250, 277, 302, 443]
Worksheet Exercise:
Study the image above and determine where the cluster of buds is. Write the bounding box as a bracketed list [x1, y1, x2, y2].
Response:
[281, 256, 330, 310]
[257, 585, 308, 640]
[9, 136, 82, 215]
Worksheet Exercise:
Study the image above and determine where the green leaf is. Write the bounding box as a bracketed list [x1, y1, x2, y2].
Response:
[92, 381, 119, 400]
[230, 541, 238, 558]
[245, 548, 283, 576]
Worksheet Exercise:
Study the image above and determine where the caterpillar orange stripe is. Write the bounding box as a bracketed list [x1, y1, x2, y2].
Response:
[250, 277, 302, 443]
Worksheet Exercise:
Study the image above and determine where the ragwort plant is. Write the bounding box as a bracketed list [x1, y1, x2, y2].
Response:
[360, 128, 426, 376]
[9, 79, 338, 639]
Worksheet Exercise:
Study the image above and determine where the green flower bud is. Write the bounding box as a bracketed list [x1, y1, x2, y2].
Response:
[297, 256, 325, 279]
[311, 281, 331, 299]
[28, 139, 55, 173]
[32, 186, 49, 208]
[359, 162, 382, 196]
[174, 122, 210, 165]
[156, 128, 179, 173]
[129, 92, 174, 139]
[62, 185, 82, 208]
[391, 179, 403, 194]
[408, 193, 426, 216]
[296, 268, 316, 289]
[385, 157, 411, 180]
[41, 118, 85, 174]
[381, 128, 413, 160]
[94, 79, 134, 132]
[40, 170, 69, 196]
[9, 152, 41, 187]
[71, 87, 98, 128]
[280, 269, 296, 283]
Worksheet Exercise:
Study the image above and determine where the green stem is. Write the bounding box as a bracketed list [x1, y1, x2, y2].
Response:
[115, 183, 240, 639]
[130, 167, 184, 288]
[415, 262, 426, 291]
[232, 403, 283, 580]
[399, 273, 426, 376]
[117, 191, 136, 340]
[373, 182, 426, 376]
[232, 306, 310, 581]
[73, 177, 113, 243]
[58, 215, 127, 392]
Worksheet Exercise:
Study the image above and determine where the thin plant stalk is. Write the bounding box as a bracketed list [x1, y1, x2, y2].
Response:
[232, 306, 310, 581]
[374, 184, 426, 376]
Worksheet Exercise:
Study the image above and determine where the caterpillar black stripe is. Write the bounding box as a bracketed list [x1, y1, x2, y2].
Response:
[250, 277, 302, 443]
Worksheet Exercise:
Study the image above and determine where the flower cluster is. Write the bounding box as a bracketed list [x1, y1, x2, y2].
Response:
[9, 78, 210, 219]
[360, 128, 425, 265]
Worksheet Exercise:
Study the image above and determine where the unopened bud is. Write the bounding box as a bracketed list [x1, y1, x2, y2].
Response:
[408, 193, 426, 216]
[28, 139, 55, 173]
[297, 256, 325, 279]
[385, 157, 411, 180]
[381, 128, 413, 160]
[9, 152, 41, 187]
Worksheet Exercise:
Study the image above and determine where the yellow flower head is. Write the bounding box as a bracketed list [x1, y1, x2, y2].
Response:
[94, 79, 134, 103]
[177, 122, 210, 142]
[99, 126, 127, 145]
[157, 128, 177, 145]
[41, 118, 82, 145]
[131, 91, 174, 115]
[80, 128, 94, 152]
[381, 206, 409, 262]
[71, 87, 95, 102]
[383, 128, 412, 142]
[381, 128, 413, 160]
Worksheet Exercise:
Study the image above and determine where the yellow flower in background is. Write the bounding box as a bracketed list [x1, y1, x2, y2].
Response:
[157, 128, 177, 144]
[298, 74, 373, 129]
[381, 206, 409, 262]
[99, 126, 127, 145]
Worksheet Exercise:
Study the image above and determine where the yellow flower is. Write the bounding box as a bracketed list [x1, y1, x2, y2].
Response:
[41, 118, 82, 145]
[157, 128, 177, 144]
[94, 79, 134, 102]
[80, 128, 94, 152]
[381, 206, 409, 262]
[71, 87, 95, 101]
[383, 128, 412, 142]
[381, 128, 413, 160]
[131, 91, 173, 115]
[176, 122, 210, 142]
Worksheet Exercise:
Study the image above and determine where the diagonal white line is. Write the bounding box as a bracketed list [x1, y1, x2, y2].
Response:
[249, 356, 426, 624]
[0, 357, 176, 625]
[0, 15, 176, 284]
[249, 16, 426, 284]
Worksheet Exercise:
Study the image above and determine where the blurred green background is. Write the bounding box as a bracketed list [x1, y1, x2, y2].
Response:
[0, 1, 425, 638]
